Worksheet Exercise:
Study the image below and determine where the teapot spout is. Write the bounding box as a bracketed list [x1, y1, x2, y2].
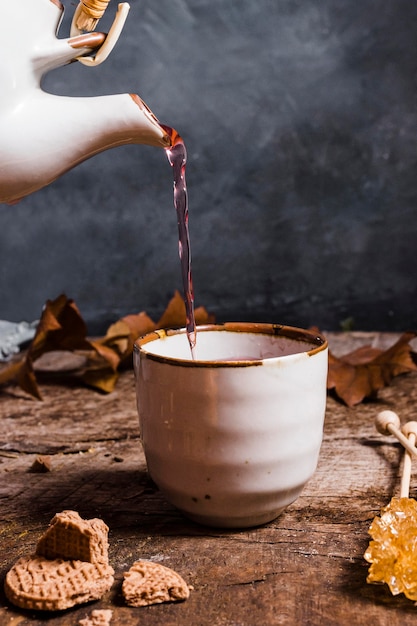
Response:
[0, 92, 171, 204]
[129, 95, 171, 149]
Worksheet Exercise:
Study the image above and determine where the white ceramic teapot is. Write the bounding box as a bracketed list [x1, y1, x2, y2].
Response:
[0, 0, 171, 204]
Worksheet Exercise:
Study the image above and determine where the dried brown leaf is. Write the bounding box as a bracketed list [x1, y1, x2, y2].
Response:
[0, 295, 93, 399]
[195, 305, 216, 326]
[0, 359, 24, 389]
[157, 290, 214, 330]
[121, 312, 156, 340]
[156, 290, 188, 329]
[80, 357, 120, 394]
[327, 331, 417, 406]
[89, 341, 122, 372]
[98, 319, 131, 356]
[339, 345, 382, 365]
[0, 292, 215, 399]
[30, 294, 92, 359]
[0, 295, 91, 399]
[16, 356, 42, 400]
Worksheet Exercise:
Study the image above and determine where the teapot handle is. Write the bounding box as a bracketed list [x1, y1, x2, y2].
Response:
[70, 2, 130, 67]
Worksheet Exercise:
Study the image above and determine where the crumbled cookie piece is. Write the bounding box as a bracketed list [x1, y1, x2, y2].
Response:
[78, 609, 113, 626]
[122, 560, 190, 607]
[4, 555, 114, 611]
[29, 455, 52, 473]
[36, 510, 109, 564]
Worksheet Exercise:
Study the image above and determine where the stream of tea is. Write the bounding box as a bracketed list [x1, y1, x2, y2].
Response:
[162, 125, 196, 357]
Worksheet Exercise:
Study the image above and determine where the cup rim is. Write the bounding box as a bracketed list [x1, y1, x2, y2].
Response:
[133, 322, 328, 367]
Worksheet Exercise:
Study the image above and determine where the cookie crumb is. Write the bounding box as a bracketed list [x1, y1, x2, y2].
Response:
[79, 609, 113, 626]
[122, 560, 191, 607]
[29, 455, 51, 473]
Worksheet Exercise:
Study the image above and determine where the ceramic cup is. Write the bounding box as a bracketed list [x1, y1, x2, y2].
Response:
[133, 323, 328, 528]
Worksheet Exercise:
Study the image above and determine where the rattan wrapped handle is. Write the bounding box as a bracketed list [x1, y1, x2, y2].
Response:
[70, 1, 130, 66]
[75, 0, 112, 31]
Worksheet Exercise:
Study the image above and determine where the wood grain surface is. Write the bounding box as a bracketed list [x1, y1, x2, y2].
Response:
[1, 333, 417, 625]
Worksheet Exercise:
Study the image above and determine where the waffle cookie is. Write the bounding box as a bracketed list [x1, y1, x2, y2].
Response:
[36, 510, 109, 564]
[4, 555, 114, 611]
[122, 560, 190, 607]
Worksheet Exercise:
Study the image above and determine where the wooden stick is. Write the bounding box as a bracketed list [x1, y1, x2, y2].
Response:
[400, 422, 417, 498]
[375, 411, 417, 459]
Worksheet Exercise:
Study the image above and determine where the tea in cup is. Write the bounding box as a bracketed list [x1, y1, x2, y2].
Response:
[133, 323, 328, 528]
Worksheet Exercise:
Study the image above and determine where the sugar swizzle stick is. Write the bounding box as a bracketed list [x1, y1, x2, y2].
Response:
[364, 414, 417, 601]
[374, 411, 417, 459]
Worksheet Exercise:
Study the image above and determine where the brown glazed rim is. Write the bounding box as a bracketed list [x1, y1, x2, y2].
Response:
[133, 323, 328, 367]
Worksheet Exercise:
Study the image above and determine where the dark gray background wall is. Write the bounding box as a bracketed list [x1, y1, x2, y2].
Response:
[1, 0, 416, 332]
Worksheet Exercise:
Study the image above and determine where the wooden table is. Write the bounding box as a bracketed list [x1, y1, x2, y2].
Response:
[1, 333, 417, 625]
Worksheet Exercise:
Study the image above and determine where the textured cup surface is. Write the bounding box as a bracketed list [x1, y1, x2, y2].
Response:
[134, 323, 328, 528]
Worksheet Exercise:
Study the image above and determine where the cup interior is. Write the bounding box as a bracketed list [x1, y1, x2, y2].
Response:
[136, 322, 326, 364]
